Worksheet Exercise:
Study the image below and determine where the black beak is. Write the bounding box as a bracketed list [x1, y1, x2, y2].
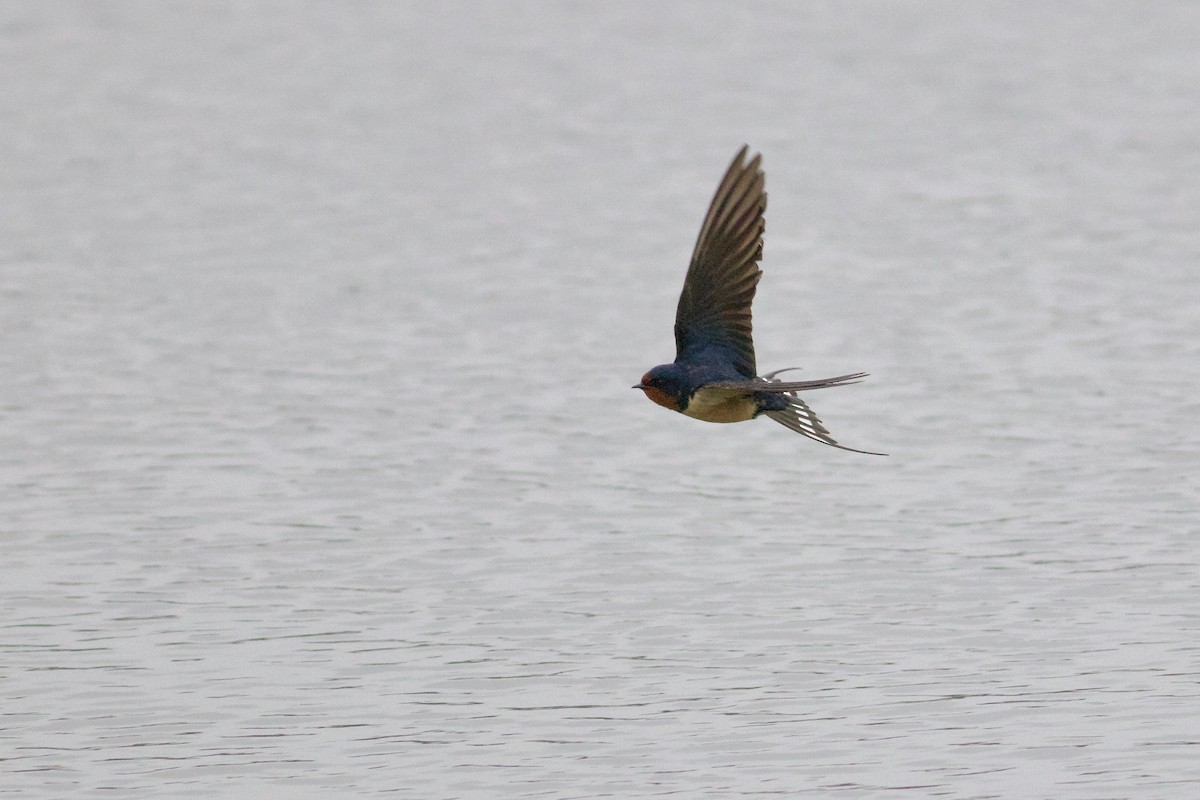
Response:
[632, 383, 645, 390]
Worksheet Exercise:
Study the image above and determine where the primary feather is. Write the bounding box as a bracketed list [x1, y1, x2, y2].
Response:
[674, 145, 765, 379]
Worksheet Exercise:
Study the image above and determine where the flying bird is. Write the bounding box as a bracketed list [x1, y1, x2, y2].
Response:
[634, 146, 884, 455]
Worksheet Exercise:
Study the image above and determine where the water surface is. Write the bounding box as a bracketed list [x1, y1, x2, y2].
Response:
[2, 3, 1199, 798]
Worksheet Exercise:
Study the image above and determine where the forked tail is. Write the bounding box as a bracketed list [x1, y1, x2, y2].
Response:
[760, 368, 886, 455]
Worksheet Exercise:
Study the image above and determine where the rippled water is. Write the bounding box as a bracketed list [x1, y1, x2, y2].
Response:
[3, 3, 1199, 798]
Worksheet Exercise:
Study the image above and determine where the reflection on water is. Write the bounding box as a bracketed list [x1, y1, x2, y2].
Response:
[3, 3, 1199, 798]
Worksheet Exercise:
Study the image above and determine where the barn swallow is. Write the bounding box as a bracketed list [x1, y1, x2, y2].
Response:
[634, 145, 884, 455]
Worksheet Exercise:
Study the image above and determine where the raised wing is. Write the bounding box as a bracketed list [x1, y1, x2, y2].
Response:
[674, 146, 765, 378]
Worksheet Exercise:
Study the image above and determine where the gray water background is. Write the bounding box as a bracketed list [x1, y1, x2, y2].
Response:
[3, 3, 1199, 798]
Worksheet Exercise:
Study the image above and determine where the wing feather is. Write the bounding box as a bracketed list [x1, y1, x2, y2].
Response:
[674, 146, 766, 378]
[702, 372, 869, 392]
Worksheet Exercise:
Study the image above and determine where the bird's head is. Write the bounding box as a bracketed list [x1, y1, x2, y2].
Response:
[633, 364, 690, 412]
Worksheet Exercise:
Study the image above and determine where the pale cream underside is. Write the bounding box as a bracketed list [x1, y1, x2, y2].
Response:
[681, 386, 759, 423]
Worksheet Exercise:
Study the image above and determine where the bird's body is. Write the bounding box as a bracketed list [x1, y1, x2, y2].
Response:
[634, 146, 883, 455]
[681, 385, 761, 424]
